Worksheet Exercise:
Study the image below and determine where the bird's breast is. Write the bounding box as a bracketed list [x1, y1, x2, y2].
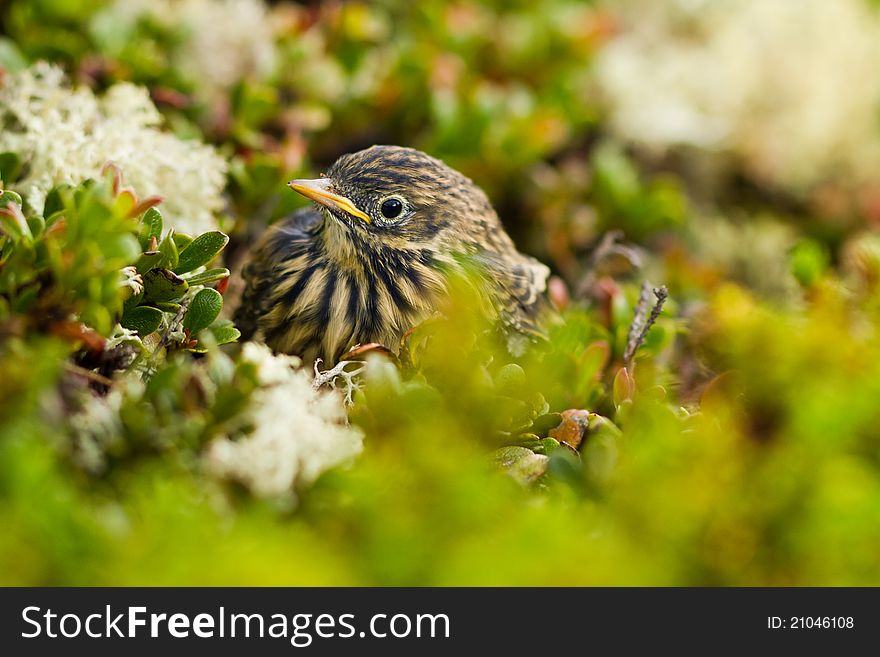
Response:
[259, 242, 446, 365]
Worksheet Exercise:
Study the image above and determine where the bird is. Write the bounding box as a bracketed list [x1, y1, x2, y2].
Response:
[235, 145, 550, 365]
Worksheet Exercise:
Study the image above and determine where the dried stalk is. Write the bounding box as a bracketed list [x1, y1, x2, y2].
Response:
[623, 283, 668, 365]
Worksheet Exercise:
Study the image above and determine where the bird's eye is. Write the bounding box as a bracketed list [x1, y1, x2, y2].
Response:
[380, 197, 404, 219]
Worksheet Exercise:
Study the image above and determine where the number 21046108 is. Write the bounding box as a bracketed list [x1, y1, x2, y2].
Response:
[768, 617, 854, 630]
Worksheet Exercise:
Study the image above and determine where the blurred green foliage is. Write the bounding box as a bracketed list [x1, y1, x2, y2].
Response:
[1, 0, 880, 586]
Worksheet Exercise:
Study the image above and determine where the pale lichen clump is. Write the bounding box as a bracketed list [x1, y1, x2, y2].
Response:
[595, 0, 880, 194]
[0, 63, 226, 235]
[66, 378, 141, 474]
[205, 343, 364, 500]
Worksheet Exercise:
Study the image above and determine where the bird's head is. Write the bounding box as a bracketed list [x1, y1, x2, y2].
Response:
[288, 145, 499, 249]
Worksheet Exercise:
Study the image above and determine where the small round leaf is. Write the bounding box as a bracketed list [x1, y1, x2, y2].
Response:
[121, 305, 164, 336]
[184, 287, 223, 334]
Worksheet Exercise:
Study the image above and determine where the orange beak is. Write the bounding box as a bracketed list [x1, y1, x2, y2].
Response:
[288, 178, 371, 224]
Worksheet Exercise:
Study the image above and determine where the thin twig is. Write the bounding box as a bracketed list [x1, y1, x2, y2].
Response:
[158, 295, 192, 348]
[64, 362, 114, 387]
[625, 282, 652, 361]
[575, 230, 644, 299]
[139, 293, 193, 379]
[623, 283, 669, 365]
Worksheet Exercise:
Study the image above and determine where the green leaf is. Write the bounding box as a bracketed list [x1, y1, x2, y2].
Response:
[0, 37, 27, 73]
[155, 302, 181, 313]
[183, 267, 230, 286]
[520, 437, 561, 456]
[121, 305, 164, 336]
[0, 152, 22, 185]
[183, 287, 223, 333]
[547, 448, 585, 489]
[613, 367, 635, 407]
[135, 250, 163, 275]
[790, 239, 830, 287]
[173, 232, 194, 251]
[158, 231, 179, 270]
[490, 446, 549, 485]
[13, 286, 39, 313]
[43, 184, 72, 218]
[123, 290, 144, 313]
[211, 321, 241, 345]
[490, 446, 536, 468]
[529, 412, 563, 436]
[174, 231, 229, 274]
[139, 207, 163, 250]
[497, 396, 537, 434]
[583, 431, 618, 487]
[0, 190, 23, 208]
[143, 268, 189, 302]
[26, 215, 45, 238]
[495, 363, 526, 395]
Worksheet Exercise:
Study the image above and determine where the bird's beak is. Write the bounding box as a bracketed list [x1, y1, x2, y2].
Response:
[288, 178, 372, 224]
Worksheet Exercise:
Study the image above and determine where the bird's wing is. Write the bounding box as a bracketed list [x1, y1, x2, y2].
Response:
[475, 251, 551, 333]
[234, 207, 321, 341]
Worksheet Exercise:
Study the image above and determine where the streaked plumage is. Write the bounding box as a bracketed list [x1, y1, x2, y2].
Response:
[235, 145, 549, 364]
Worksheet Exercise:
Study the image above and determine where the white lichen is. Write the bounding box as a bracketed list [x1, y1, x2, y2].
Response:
[595, 0, 880, 194]
[67, 380, 139, 474]
[105, 325, 144, 352]
[312, 359, 366, 406]
[205, 343, 364, 499]
[119, 266, 144, 298]
[0, 63, 227, 235]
